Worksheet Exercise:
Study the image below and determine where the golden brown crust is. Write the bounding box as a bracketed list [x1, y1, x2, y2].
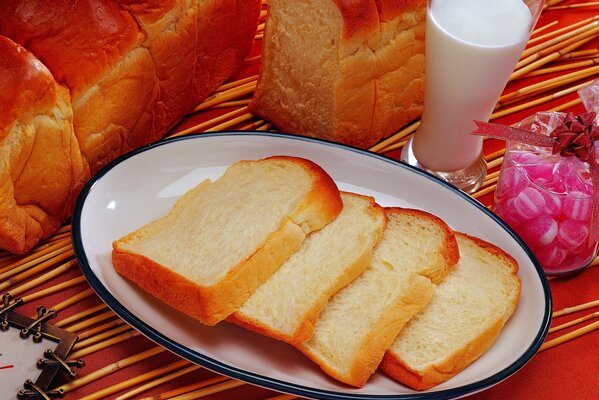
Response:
[386, 208, 460, 284]
[267, 156, 343, 232]
[114, 218, 306, 325]
[0, 0, 142, 97]
[333, 0, 426, 38]
[380, 232, 521, 390]
[113, 156, 343, 325]
[347, 274, 434, 387]
[380, 314, 516, 390]
[230, 193, 385, 345]
[0, 36, 89, 253]
[0, 0, 261, 253]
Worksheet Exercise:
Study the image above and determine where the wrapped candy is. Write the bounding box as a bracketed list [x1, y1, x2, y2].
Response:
[473, 81, 599, 275]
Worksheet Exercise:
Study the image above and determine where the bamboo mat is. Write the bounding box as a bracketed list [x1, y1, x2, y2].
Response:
[1, 1, 599, 399]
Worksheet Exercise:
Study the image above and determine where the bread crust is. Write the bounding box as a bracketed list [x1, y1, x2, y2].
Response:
[249, 0, 426, 149]
[229, 193, 385, 345]
[0, 36, 89, 253]
[334, 0, 426, 38]
[380, 232, 521, 390]
[0, 0, 261, 253]
[113, 218, 306, 325]
[113, 156, 343, 325]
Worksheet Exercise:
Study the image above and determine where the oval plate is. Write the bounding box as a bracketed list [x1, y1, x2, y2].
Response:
[72, 132, 551, 400]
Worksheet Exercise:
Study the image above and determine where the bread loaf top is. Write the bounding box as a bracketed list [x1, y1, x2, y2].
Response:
[333, 0, 426, 38]
[0, 36, 56, 138]
[0, 0, 143, 97]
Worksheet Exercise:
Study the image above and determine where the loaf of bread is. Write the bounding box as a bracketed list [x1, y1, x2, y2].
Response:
[230, 192, 386, 345]
[380, 233, 521, 390]
[112, 156, 343, 325]
[0, 0, 261, 253]
[299, 208, 459, 387]
[0, 36, 90, 254]
[250, 0, 426, 148]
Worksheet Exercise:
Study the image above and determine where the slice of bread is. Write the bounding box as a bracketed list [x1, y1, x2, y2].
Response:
[299, 208, 459, 387]
[230, 192, 386, 345]
[380, 232, 521, 390]
[112, 156, 342, 325]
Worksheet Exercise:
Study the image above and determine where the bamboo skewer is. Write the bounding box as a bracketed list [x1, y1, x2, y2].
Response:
[540, 320, 599, 351]
[68, 330, 141, 359]
[67, 310, 117, 333]
[56, 347, 167, 393]
[138, 376, 230, 400]
[217, 75, 258, 92]
[546, 2, 599, 10]
[472, 184, 497, 199]
[500, 65, 599, 106]
[529, 16, 599, 45]
[511, 31, 599, 80]
[369, 121, 419, 153]
[170, 107, 250, 137]
[0, 248, 74, 287]
[237, 118, 267, 131]
[72, 324, 132, 351]
[168, 379, 245, 400]
[484, 149, 506, 163]
[54, 303, 108, 328]
[557, 49, 599, 61]
[553, 299, 599, 318]
[39, 288, 94, 311]
[205, 113, 255, 131]
[550, 98, 583, 112]
[549, 311, 599, 334]
[115, 364, 202, 400]
[211, 99, 251, 108]
[79, 360, 192, 400]
[193, 82, 256, 111]
[520, 58, 599, 78]
[256, 122, 273, 131]
[530, 20, 559, 37]
[23, 275, 88, 304]
[491, 80, 594, 119]
[6, 259, 76, 296]
[0, 238, 72, 277]
[78, 319, 127, 340]
[487, 157, 505, 170]
[521, 20, 599, 59]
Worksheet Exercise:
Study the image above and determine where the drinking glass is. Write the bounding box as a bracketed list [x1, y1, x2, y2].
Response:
[401, 0, 545, 193]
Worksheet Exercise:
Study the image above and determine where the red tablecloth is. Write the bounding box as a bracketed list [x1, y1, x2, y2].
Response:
[13, 2, 598, 399]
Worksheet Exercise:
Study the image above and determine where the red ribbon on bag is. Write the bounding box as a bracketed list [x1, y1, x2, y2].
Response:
[472, 110, 599, 244]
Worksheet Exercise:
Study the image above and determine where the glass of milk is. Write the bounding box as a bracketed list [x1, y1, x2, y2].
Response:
[401, 0, 544, 193]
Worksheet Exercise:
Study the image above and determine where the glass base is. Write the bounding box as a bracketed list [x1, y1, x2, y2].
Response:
[401, 138, 487, 194]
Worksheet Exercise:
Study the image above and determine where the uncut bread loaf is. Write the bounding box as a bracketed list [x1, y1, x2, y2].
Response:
[0, 0, 261, 254]
[250, 0, 426, 148]
[380, 233, 521, 390]
[230, 192, 386, 345]
[0, 36, 89, 254]
[299, 208, 459, 387]
[112, 156, 342, 326]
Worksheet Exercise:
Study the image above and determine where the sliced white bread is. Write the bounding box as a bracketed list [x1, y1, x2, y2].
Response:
[381, 232, 521, 390]
[299, 208, 459, 387]
[230, 192, 386, 345]
[112, 156, 342, 325]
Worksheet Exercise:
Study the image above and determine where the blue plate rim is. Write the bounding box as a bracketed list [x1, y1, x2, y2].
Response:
[71, 131, 552, 400]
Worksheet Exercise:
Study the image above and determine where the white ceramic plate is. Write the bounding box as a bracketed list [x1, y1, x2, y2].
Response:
[72, 132, 551, 400]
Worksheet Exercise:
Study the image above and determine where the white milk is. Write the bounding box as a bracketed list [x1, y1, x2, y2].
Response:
[412, 0, 533, 172]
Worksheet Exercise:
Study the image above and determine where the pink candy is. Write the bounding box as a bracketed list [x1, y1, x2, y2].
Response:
[513, 187, 545, 220]
[494, 150, 596, 274]
[563, 196, 593, 221]
[522, 215, 558, 246]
